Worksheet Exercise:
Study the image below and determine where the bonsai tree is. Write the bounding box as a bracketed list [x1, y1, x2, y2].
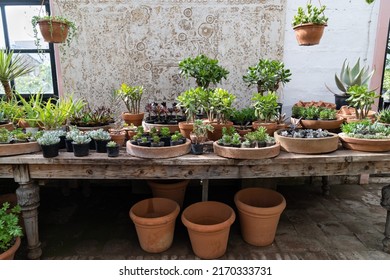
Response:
[0, 49, 34, 101]
[0, 202, 23, 257]
[179, 54, 229, 89]
[190, 119, 214, 144]
[243, 58, 291, 96]
[346, 85, 378, 120]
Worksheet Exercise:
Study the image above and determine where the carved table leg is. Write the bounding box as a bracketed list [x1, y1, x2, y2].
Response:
[13, 165, 42, 260]
[321, 176, 330, 196]
[381, 185, 390, 254]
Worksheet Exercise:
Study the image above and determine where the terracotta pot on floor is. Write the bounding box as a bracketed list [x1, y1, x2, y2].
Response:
[234, 187, 286, 246]
[0, 237, 21, 260]
[129, 198, 180, 253]
[146, 179, 189, 208]
[181, 201, 236, 259]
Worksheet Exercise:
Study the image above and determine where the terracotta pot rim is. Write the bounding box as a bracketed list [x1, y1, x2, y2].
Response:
[181, 201, 236, 233]
[0, 236, 21, 260]
[293, 23, 327, 29]
[339, 133, 390, 145]
[130, 198, 180, 226]
[275, 130, 339, 141]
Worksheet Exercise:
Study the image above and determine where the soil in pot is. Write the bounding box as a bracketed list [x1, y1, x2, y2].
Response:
[234, 187, 286, 246]
[181, 201, 236, 259]
[146, 179, 189, 208]
[129, 197, 180, 253]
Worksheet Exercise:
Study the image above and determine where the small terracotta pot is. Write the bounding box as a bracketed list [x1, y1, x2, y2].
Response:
[146, 179, 189, 208]
[181, 201, 236, 259]
[207, 121, 234, 141]
[130, 198, 180, 253]
[0, 237, 21, 260]
[234, 188, 286, 246]
[293, 23, 326, 46]
[109, 130, 126, 146]
[252, 121, 278, 136]
[178, 121, 194, 139]
[122, 112, 144, 127]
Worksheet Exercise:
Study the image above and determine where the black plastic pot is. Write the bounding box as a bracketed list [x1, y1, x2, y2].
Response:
[95, 140, 109, 153]
[107, 146, 120, 157]
[65, 139, 73, 152]
[72, 143, 90, 157]
[335, 95, 349, 110]
[191, 143, 203, 155]
[40, 143, 59, 158]
[160, 136, 171, 147]
[59, 136, 66, 149]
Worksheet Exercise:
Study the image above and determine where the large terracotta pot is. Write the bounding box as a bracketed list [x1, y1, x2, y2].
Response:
[0, 237, 21, 260]
[122, 112, 144, 127]
[207, 121, 234, 141]
[181, 201, 236, 259]
[293, 23, 326, 46]
[38, 19, 69, 43]
[234, 188, 286, 246]
[146, 179, 190, 208]
[339, 133, 390, 152]
[252, 121, 278, 136]
[129, 198, 180, 253]
[178, 121, 194, 139]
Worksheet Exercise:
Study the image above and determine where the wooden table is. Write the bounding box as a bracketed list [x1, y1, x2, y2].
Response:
[1, 148, 390, 259]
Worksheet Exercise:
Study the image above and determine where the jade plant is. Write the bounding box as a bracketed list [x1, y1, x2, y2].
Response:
[292, 3, 328, 27]
[251, 91, 279, 122]
[346, 85, 378, 120]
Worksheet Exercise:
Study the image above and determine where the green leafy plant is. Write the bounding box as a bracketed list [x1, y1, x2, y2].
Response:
[0, 49, 34, 101]
[176, 87, 204, 122]
[106, 140, 118, 148]
[377, 109, 390, 124]
[115, 83, 144, 114]
[252, 91, 279, 122]
[292, 3, 328, 27]
[243, 59, 291, 95]
[72, 134, 92, 144]
[36, 131, 61, 146]
[16, 91, 44, 128]
[159, 127, 171, 138]
[179, 54, 229, 89]
[0, 202, 23, 254]
[190, 119, 214, 144]
[319, 108, 337, 120]
[346, 85, 378, 120]
[0, 128, 12, 143]
[244, 127, 268, 146]
[89, 129, 111, 141]
[230, 107, 256, 129]
[206, 88, 236, 124]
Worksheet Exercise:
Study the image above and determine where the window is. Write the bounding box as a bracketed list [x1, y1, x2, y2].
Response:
[0, 0, 58, 98]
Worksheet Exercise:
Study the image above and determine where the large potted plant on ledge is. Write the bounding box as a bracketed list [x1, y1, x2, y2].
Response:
[115, 83, 145, 126]
[292, 3, 328, 46]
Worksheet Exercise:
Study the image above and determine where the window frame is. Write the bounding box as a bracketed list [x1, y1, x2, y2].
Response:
[0, 0, 59, 99]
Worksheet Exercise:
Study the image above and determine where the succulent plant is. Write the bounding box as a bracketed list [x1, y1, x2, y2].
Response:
[89, 129, 111, 141]
[72, 134, 92, 144]
[106, 141, 118, 148]
[37, 131, 61, 146]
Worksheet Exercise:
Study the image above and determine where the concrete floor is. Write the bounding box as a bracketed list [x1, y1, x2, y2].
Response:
[11, 178, 390, 260]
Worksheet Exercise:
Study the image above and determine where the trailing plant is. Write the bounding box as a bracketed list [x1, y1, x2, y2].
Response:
[292, 3, 328, 27]
[179, 54, 229, 89]
[0, 202, 23, 254]
[243, 59, 291, 95]
[346, 85, 378, 120]
[115, 83, 144, 114]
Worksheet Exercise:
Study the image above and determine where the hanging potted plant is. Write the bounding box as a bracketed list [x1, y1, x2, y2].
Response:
[115, 83, 145, 126]
[292, 2, 328, 46]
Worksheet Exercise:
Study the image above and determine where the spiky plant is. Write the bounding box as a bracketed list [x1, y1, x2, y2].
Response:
[0, 49, 34, 101]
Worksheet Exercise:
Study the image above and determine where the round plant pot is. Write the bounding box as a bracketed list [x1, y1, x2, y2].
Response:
[274, 130, 339, 154]
[38, 19, 69, 43]
[40, 143, 59, 158]
[234, 188, 286, 246]
[107, 145, 120, 157]
[65, 139, 73, 152]
[146, 179, 189, 208]
[178, 121, 194, 139]
[143, 121, 180, 134]
[300, 116, 345, 131]
[191, 143, 204, 155]
[207, 121, 234, 141]
[0, 236, 21, 260]
[127, 139, 191, 158]
[252, 121, 278, 136]
[109, 130, 127, 147]
[293, 23, 326, 46]
[94, 139, 109, 153]
[334, 95, 349, 110]
[129, 198, 180, 253]
[338, 133, 390, 152]
[122, 112, 144, 127]
[181, 201, 236, 259]
[213, 142, 280, 159]
[72, 143, 90, 157]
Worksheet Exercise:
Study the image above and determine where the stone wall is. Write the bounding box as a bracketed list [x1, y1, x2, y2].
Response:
[55, 0, 287, 115]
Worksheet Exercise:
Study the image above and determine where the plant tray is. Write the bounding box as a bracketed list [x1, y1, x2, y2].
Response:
[338, 133, 390, 152]
[213, 142, 280, 159]
[0, 142, 41, 157]
[127, 139, 191, 159]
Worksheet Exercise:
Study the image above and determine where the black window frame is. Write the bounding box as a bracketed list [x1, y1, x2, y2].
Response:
[0, 0, 58, 100]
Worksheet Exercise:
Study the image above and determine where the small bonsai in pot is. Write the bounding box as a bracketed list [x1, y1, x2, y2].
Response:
[115, 83, 145, 126]
[0, 202, 23, 260]
[292, 3, 328, 46]
[106, 140, 120, 157]
[179, 54, 229, 89]
[190, 119, 214, 154]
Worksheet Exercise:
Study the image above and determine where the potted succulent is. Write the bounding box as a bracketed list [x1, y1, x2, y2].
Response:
[106, 141, 120, 157]
[65, 127, 80, 152]
[69, 104, 114, 129]
[292, 3, 328, 46]
[251, 91, 280, 135]
[115, 83, 145, 126]
[0, 202, 23, 260]
[0, 49, 34, 101]
[344, 85, 378, 121]
[179, 54, 229, 89]
[89, 129, 112, 153]
[377, 108, 390, 125]
[71, 133, 91, 157]
[339, 120, 390, 152]
[326, 58, 375, 109]
[144, 102, 185, 133]
[189, 119, 214, 154]
[291, 105, 344, 131]
[36, 130, 61, 158]
[150, 135, 164, 147]
[31, 15, 77, 50]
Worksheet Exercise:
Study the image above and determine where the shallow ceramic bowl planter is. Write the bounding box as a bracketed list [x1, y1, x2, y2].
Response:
[146, 179, 190, 208]
[299, 116, 345, 131]
[274, 129, 339, 154]
[234, 187, 286, 246]
[0, 236, 21, 260]
[129, 197, 180, 253]
[143, 121, 180, 134]
[181, 201, 236, 259]
[338, 133, 390, 152]
[126, 139, 191, 159]
[0, 142, 41, 157]
[213, 142, 280, 160]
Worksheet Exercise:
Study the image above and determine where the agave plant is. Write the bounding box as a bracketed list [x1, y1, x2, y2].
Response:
[0, 49, 34, 101]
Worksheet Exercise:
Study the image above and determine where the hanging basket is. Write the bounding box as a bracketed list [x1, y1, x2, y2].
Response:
[293, 23, 326, 46]
[38, 19, 69, 43]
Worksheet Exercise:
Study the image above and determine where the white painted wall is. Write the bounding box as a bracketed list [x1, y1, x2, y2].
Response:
[282, 0, 380, 115]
